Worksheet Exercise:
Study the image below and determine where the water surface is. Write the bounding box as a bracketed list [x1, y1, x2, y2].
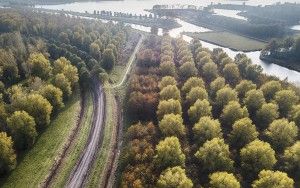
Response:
[36, 0, 300, 85]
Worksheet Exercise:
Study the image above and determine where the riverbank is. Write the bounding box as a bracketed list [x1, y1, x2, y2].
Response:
[36, 8, 180, 30]
[184, 31, 266, 52]
[260, 55, 300, 73]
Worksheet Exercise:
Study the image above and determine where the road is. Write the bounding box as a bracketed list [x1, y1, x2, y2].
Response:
[66, 82, 105, 188]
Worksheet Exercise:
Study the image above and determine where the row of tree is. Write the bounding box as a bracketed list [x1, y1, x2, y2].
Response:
[122, 34, 300, 187]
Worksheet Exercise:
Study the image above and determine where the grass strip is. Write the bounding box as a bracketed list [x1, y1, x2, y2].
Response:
[49, 91, 93, 188]
[1, 91, 81, 188]
[185, 31, 267, 51]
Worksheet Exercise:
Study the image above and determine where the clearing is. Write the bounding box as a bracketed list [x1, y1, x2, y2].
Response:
[185, 31, 267, 52]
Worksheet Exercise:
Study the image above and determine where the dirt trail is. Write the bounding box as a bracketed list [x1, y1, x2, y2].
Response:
[66, 82, 105, 188]
[112, 35, 144, 88]
[42, 91, 85, 188]
[99, 96, 123, 188]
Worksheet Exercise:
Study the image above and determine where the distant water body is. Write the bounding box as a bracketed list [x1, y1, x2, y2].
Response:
[36, 0, 300, 85]
[37, 0, 300, 15]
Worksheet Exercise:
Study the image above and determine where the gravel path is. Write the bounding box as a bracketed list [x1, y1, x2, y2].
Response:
[66, 82, 105, 188]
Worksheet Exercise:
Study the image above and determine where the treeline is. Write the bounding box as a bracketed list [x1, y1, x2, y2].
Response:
[120, 35, 300, 187]
[262, 36, 300, 62]
[0, 8, 130, 176]
[241, 3, 300, 25]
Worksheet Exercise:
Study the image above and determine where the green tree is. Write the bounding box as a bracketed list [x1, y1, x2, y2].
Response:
[0, 132, 16, 174]
[157, 99, 182, 120]
[290, 104, 300, 127]
[102, 48, 115, 72]
[221, 101, 248, 127]
[240, 140, 276, 175]
[178, 62, 198, 81]
[235, 80, 257, 99]
[229, 117, 258, 148]
[210, 77, 226, 98]
[154, 136, 185, 169]
[193, 116, 222, 145]
[7, 111, 37, 150]
[209, 172, 241, 188]
[89, 42, 101, 60]
[182, 77, 205, 94]
[274, 90, 299, 117]
[0, 49, 19, 85]
[186, 86, 208, 106]
[244, 89, 265, 116]
[195, 51, 210, 66]
[107, 43, 118, 59]
[39, 84, 64, 112]
[159, 76, 176, 90]
[160, 61, 176, 77]
[195, 138, 233, 172]
[256, 103, 279, 129]
[52, 73, 72, 98]
[265, 119, 298, 152]
[188, 99, 212, 125]
[260, 81, 282, 101]
[160, 85, 181, 101]
[157, 166, 193, 188]
[223, 63, 240, 86]
[252, 170, 294, 188]
[27, 53, 52, 79]
[159, 114, 186, 137]
[202, 61, 218, 82]
[215, 87, 239, 114]
[283, 141, 300, 172]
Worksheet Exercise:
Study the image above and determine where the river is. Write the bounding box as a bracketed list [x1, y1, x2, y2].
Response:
[36, 0, 300, 85]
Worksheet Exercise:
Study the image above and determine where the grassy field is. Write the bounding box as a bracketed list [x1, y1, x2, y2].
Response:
[0, 91, 81, 188]
[86, 86, 118, 188]
[185, 31, 267, 51]
[109, 65, 126, 84]
[49, 91, 94, 188]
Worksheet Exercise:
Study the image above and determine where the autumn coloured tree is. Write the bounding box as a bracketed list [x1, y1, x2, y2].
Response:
[0, 132, 16, 174]
[27, 53, 52, 80]
[7, 111, 37, 150]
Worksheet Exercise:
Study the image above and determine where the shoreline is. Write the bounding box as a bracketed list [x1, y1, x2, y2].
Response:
[260, 55, 300, 73]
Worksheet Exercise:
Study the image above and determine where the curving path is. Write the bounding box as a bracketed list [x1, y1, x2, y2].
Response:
[112, 35, 144, 88]
[66, 35, 143, 188]
[66, 82, 105, 188]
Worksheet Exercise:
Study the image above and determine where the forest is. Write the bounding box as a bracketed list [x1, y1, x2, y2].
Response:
[120, 34, 300, 188]
[0, 8, 130, 177]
